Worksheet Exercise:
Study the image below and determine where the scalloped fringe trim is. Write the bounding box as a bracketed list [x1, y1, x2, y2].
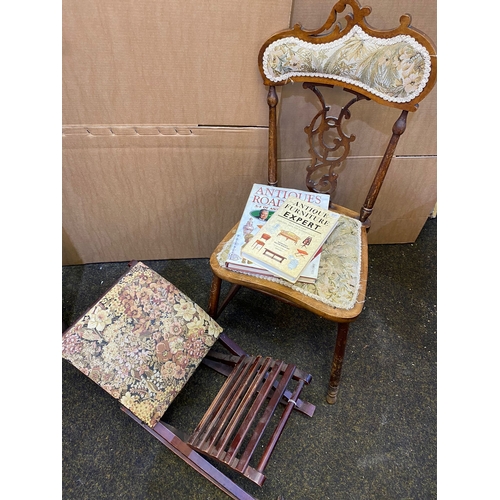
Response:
[262, 25, 431, 104]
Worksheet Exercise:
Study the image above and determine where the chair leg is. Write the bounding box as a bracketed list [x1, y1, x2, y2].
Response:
[217, 283, 242, 317]
[208, 275, 223, 318]
[208, 274, 241, 320]
[327, 322, 349, 404]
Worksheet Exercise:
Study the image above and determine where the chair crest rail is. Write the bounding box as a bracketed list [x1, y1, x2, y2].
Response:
[258, 0, 437, 111]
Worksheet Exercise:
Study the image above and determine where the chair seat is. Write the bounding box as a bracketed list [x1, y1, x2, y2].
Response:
[212, 210, 368, 321]
[62, 262, 223, 427]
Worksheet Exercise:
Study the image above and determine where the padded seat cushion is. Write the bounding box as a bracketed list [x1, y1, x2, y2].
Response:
[62, 262, 223, 427]
[218, 214, 362, 310]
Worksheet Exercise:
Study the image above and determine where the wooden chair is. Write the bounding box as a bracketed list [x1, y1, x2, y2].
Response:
[208, 0, 437, 404]
[62, 261, 315, 500]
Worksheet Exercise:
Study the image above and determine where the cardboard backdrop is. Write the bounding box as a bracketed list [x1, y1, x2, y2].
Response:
[63, 0, 437, 265]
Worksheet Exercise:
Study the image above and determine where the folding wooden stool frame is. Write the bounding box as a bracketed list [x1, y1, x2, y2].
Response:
[62, 262, 315, 500]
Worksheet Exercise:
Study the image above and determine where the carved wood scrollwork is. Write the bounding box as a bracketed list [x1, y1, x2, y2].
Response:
[303, 83, 368, 198]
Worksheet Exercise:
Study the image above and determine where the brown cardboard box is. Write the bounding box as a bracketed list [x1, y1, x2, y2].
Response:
[62, 0, 293, 264]
[62, 127, 268, 264]
[63, 0, 437, 264]
[62, 0, 293, 127]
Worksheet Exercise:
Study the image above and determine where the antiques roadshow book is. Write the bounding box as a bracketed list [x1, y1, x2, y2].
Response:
[224, 184, 331, 283]
[241, 197, 340, 283]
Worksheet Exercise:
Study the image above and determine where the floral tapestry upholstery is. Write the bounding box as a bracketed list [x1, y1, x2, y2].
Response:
[62, 262, 223, 427]
[262, 25, 432, 103]
[218, 214, 362, 310]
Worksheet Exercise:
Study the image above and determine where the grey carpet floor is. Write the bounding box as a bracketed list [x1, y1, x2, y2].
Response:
[62, 217, 437, 500]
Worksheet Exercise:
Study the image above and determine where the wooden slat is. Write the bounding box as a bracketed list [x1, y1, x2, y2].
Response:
[191, 356, 266, 452]
[223, 359, 285, 465]
[188, 353, 314, 486]
[189, 356, 255, 449]
[213, 357, 274, 459]
[236, 362, 296, 473]
[257, 378, 305, 473]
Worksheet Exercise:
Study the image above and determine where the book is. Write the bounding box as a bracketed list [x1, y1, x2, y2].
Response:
[224, 184, 331, 283]
[225, 249, 322, 284]
[241, 197, 341, 283]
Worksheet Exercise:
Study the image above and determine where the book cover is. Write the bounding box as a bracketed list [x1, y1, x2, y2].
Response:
[226, 250, 322, 284]
[241, 198, 341, 283]
[224, 184, 331, 282]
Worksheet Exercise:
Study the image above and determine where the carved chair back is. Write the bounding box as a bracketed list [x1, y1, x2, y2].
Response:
[258, 0, 437, 227]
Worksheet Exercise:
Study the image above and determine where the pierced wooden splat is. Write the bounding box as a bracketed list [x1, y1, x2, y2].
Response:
[303, 83, 369, 198]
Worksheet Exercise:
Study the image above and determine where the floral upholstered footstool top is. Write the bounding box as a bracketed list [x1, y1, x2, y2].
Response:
[62, 262, 223, 427]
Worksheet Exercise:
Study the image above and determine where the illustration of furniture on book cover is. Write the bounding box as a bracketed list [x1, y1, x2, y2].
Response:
[209, 0, 437, 404]
[301, 237, 312, 248]
[251, 233, 271, 251]
[296, 248, 309, 259]
[263, 248, 287, 263]
[278, 230, 300, 244]
[62, 261, 315, 500]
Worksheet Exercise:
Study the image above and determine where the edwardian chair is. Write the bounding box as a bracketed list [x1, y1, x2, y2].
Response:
[208, 0, 437, 404]
[62, 261, 315, 500]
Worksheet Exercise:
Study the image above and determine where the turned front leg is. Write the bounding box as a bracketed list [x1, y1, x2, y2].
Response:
[208, 275, 222, 318]
[327, 322, 350, 404]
